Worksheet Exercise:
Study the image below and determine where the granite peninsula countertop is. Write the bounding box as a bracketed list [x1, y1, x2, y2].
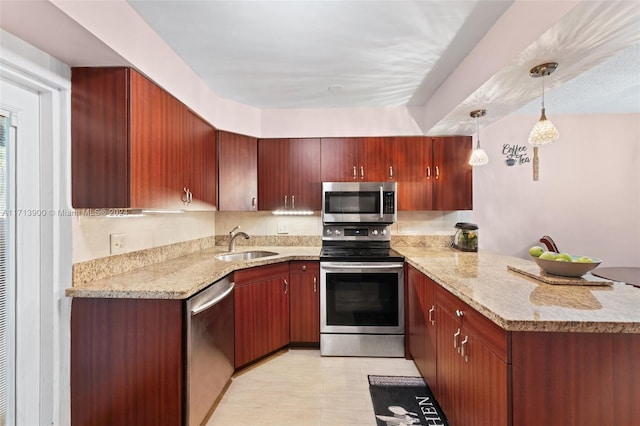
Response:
[66, 245, 640, 333]
[394, 247, 640, 334]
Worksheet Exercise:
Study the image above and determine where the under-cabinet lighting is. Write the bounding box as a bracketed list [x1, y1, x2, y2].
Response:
[272, 210, 314, 216]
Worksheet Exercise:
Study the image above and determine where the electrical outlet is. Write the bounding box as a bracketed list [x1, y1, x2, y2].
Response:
[277, 222, 289, 234]
[110, 233, 127, 254]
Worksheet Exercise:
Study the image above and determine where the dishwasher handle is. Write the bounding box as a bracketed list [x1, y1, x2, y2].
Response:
[190, 282, 235, 316]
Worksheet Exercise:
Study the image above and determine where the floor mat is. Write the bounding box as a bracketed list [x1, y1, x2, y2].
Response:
[368, 375, 449, 426]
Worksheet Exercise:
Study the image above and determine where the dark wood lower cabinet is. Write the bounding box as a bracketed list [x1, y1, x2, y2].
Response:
[511, 331, 640, 426]
[234, 263, 290, 368]
[406, 266, 639, 426]
[70, 298, 184, 426]
[289, 261, 320, 344]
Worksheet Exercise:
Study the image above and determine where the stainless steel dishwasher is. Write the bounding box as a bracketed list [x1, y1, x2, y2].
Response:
[185, 275, 235, 426]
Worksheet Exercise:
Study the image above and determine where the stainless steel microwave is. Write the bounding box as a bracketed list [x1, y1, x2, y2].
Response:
[322, 182, 397, 224]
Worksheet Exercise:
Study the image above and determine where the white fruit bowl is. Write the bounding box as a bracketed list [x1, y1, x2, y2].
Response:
[530, 255, 601, 278]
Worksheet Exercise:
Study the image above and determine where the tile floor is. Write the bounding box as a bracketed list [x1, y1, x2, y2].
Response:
[207, 349, 421, 425]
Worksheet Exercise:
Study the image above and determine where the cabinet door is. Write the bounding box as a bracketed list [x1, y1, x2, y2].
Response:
[432, 136, 473, 210]
[462, 330, 509, 426]
[395, 137, 434, 210]
[407, 266, 427, 374]
[258, 138, 291, 210]
[320, 137, 359, 181]
[71, 298, 183, 425]
[234, 264, 290, 368]
[130, 69, 183, 209]
[359, 137, 395, 181]
[289, 261, 320, 343]
[288, 138, 321, 211]
[71, 67, 130, 208]
[436, 285, 509, 426]
[217, 131, 257, 211]
[435, 303, 463, 425]
[182, 108, 217, 210]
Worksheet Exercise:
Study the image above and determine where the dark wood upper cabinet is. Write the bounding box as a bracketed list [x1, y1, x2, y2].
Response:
[217, 130, 258, 211]
[432, 136, 472, 211]
[72, 67, 216, 210]
[257, 138, 321, 211]
[320, 137, 395, 182]
[395, 136, 435, 210]
[395, 136, 472, 211]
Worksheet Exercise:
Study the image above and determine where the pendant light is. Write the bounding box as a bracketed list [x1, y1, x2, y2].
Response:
[528, 62, 559, 146]
[468, 109, 488, 166]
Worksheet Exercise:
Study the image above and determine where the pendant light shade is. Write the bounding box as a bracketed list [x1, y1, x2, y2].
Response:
[468, 109, 488, 166]
[528, 62, 559, 146]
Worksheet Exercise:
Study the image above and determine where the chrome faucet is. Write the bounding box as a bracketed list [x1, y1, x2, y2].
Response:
[228, 225, 250, 252]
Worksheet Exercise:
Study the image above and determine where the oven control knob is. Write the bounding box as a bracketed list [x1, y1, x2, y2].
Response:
[325, 229, 333, 236]
[372, 229, 379, 236]
[335, 230, 341, 236]
[381, 229, 387, 236]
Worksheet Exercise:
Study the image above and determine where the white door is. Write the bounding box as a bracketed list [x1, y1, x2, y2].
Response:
[1, 78, 43, 426]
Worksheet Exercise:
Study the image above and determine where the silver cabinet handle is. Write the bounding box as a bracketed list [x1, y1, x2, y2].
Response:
[453, 328, 461, 351]
[251, 196, 256, 209]
[182, 187, 192, 204]
[389, 166, 393, 178]
[360, 166, 364, 179]
[291, 195, 295, 209]
[426, 166, 431, 178]
[428, 306, 435, 325]
[284, 195, 288, 209]
[284, 278, 288, 294]
[353, 166, 357, 179]
[301, 265, 307, 271]
[435, 166, 440, 179]
[313, 276, 317, 293]
[461, 336, 469, 362]
[456, 309, 464, 318]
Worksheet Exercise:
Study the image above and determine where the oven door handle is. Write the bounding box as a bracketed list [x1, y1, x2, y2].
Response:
[321, 263, 403, 270]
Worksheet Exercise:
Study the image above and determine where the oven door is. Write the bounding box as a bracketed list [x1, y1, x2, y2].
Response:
[320, 262, 404, 334]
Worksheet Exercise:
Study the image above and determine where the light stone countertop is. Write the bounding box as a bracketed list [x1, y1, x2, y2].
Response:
[65, 246, 320, 299]
[66, 245, 640, 333]
[394, 247, 640, 333]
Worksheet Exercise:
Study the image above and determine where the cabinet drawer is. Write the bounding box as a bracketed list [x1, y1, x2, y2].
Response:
[234, 263, 290, 286]
[436, 286, 508, 362]
[290, 261, 319, 274]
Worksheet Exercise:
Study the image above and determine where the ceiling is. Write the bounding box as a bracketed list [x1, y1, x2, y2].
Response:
[127, 0, 512, 109]
[1, 0, 638, 135]
[126, 1, 639, 115]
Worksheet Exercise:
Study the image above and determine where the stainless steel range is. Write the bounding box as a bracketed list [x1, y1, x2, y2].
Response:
[319, 223, 405, 357]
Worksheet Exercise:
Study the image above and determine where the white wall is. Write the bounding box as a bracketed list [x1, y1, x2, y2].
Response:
[73, 212, 216, 263]
[471, 113, 640, 267]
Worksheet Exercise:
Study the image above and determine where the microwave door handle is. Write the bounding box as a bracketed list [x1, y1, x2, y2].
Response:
[379, 186, 384, 218]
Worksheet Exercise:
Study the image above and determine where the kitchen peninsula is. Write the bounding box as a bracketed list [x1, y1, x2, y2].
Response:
[67, 243, 640, 426]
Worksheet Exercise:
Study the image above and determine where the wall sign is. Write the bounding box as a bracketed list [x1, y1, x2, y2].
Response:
[502, 144, 530, 166]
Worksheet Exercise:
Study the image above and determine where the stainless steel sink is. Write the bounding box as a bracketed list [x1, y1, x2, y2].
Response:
[215, 250, 279, 262]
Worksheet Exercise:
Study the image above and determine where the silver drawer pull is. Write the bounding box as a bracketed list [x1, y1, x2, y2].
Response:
[453, 328, 461, 351]
[461, 336, 469, 362]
